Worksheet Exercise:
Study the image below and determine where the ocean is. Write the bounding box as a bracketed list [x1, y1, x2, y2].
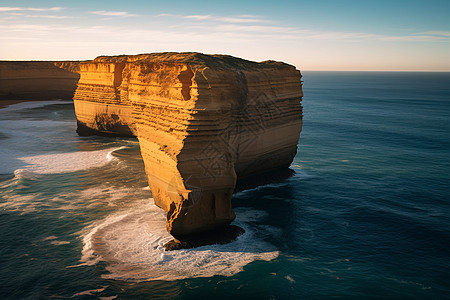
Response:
[0, 72, 449, 299]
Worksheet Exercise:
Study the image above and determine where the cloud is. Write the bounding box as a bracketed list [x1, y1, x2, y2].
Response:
[156, 13, 450, 43]
[215, 24, 298, 33]
[204, 22, 449, 42]
[417, 31, 450, 37]
[237, 14, 261, 18]
[0, 7, 63, 12]
[155, 13, 448, 42]
[0, 6, 69, 20]
[6, 12, 70, 19]
[91, 10, 138, 17]
[3, 9, 443, 43]
[157, 13, 269, 24]
[378, 34, 447, 42]
[1, 11, 448, 62]
[185, 15, 269, 23]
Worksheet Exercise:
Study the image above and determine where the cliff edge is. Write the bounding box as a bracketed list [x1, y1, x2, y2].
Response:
[77, 53, 304, 239]
[0, 61, 80, 100]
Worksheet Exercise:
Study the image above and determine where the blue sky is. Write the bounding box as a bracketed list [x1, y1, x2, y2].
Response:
[1, 0, 449, 70]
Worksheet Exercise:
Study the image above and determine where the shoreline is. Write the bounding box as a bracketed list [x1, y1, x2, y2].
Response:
[0, 99, 73, 109]
[0, 100, 33, 109]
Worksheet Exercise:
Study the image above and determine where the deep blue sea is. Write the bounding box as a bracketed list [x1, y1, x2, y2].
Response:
[1, 72, 449, 299]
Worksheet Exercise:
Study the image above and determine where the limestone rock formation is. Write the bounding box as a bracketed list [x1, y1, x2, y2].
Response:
[0, 61, 80, 100]
[73, 52, 303, 239]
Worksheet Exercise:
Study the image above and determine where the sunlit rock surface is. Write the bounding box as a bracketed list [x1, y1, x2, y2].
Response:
[0, 61, 80, 100]
[73, 52, 303, 238]
[4, 53, 303, 239]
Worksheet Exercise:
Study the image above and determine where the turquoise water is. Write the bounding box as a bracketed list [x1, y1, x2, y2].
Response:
[1, 72, 449, 299]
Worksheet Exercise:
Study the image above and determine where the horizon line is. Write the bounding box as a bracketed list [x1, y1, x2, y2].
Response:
[0, 59, 448, 73]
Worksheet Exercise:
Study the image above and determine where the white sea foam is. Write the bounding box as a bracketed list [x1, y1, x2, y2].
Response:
[13, 169, 40, 180]
[78, 199, 278, 282]
[0, 184, 151, 216]
[70, 286, 108, 298]
[14, 147, 124, 175]
[0, 100, 72, 113]
[0, 118, 80, 175]
[290, 165, 315, 179]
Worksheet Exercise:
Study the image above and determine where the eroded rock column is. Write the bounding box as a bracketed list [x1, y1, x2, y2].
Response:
[72, 53, 303, 239]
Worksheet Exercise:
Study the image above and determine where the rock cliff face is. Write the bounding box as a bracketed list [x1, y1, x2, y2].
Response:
[0, 61, 80, 100]
[73, 52, 303, 239]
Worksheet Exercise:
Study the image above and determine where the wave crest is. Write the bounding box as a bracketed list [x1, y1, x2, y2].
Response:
[15, 147, 125, 175]
[78, 199, 279, 282]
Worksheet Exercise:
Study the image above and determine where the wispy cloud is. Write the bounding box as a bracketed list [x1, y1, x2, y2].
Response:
[6, 12, 71, 19]
[91, 10, 138, 17]
[157, 13, 270, 24]
[154, 13, 449, 42]
[208, 23, 449, 42]
[184, 14, 270, 23]
[0, 7, 63, 12]
[1, 7, 448, 70]
[378, 34, 447, 42]
[3, 10, 447, 44]
[417, 31, 450, 37]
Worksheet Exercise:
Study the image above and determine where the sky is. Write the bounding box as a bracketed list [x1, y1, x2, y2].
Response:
[0, 0, 449, 71]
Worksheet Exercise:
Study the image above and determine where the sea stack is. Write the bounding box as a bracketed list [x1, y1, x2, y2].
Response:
[72, 52, 303, 239]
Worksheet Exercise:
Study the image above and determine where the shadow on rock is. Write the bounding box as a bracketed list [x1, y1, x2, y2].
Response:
[163, 225, 245, 251]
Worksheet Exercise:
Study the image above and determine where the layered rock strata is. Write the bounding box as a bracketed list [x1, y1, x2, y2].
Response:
[73, 53, 303, 239]
[0, 61, 79, 100]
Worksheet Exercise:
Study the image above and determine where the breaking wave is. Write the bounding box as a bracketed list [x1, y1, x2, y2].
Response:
[76, 199, 279, 282]
[0, 100, 72, 113]
[12, 147, 125, 176]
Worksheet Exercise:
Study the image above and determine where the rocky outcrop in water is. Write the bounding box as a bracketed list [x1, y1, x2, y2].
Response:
[0, 61, 80, 100]
[0, 53, 303, 241]
[73, 52, 303, 239]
